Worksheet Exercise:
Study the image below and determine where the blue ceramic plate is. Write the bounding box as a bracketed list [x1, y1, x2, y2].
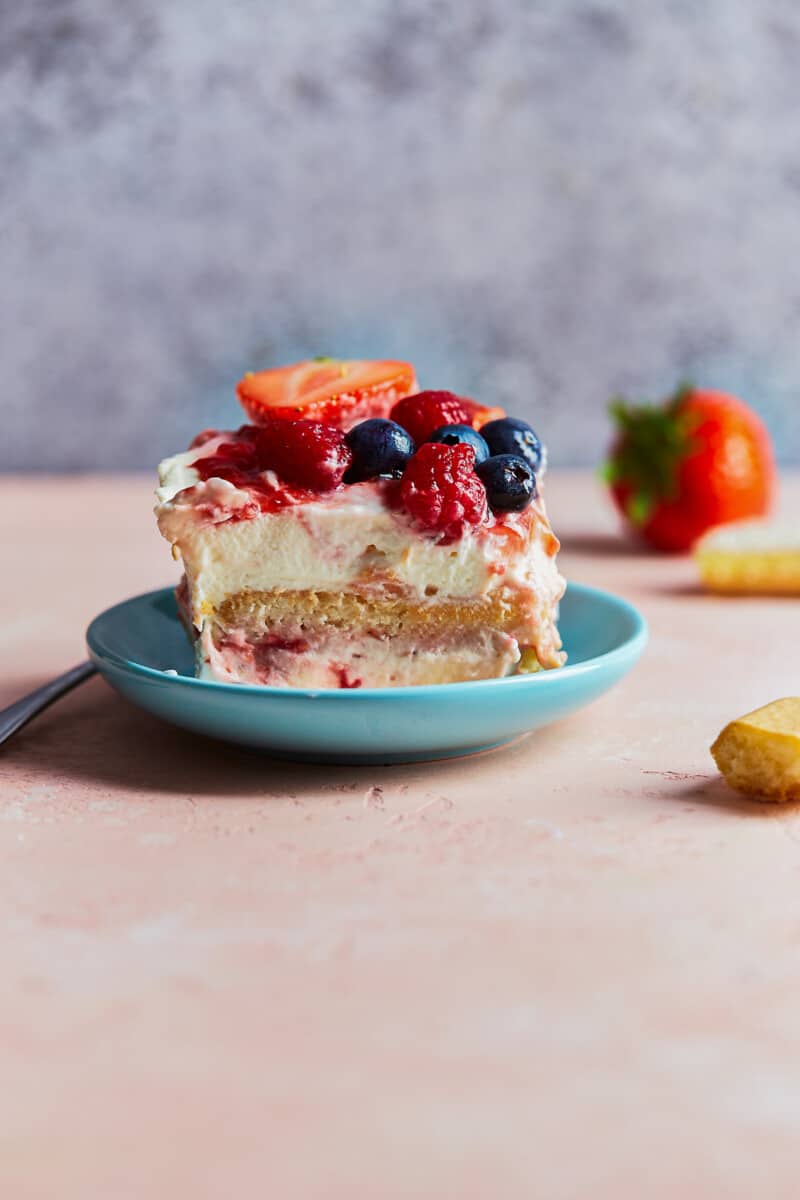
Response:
[86, 583, 647, 764]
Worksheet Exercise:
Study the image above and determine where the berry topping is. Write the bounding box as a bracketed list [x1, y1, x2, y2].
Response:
[458, 397, 508, 431]
[399, 443, 488, 539]
[476, 454, 537, 512]
[255, 419, 352, 491]
[345, 418, 416, 481]
[481, 417, 543, 474]
[428, 423, 490, 464]
[189, 428, 224, 450]
[390, 390, 473, 444]
[193, 437, 260, 486]
[237, 359, 417, 429]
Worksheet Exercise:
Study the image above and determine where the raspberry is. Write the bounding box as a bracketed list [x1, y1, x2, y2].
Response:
[390, 390, 472, 445]
[399, 443, 488, 539]
[256, 419, 352, 490]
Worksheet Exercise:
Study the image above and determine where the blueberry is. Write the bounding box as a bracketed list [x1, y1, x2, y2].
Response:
[427, 423, 490, 464]
[476, 454, 537, 512]
[345, 418, 415, 481]
[480, 418, 543, 474]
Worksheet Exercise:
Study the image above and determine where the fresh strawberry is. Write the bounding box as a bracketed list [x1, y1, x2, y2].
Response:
[399, 443, 487, 539]
[255, 419, 352, 491]
[605, 385, 775, 552]
[390, 390, 506, 445]
[237, 359, 417, 429]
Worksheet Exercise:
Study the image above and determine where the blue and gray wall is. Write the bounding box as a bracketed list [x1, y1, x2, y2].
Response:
[3, 1, 798, 469]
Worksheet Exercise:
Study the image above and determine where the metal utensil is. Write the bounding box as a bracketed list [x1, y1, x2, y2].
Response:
[0, 662, 97, 748]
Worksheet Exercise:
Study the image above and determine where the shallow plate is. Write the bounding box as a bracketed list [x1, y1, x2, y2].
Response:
[86, 583, 647, 764]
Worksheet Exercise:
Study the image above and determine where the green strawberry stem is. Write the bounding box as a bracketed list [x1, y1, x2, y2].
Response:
[603, 383, 695, 525]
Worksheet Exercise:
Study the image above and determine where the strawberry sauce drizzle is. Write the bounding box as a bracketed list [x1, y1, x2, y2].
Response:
[334, 666, 363, 689]
[192, 427, 318, 517]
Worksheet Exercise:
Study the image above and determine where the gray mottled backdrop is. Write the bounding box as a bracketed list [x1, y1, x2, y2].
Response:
[3, 0, 799, 469]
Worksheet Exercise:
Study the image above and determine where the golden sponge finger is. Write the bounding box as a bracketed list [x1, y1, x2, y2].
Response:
[695, 520, 800, 595]
[711, 698, 800, 802]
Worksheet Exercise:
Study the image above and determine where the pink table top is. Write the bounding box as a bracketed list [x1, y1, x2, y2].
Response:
[2, 470, 799, 1198]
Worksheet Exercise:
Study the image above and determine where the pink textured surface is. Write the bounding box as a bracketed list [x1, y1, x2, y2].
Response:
[2, 471, 800, 1198]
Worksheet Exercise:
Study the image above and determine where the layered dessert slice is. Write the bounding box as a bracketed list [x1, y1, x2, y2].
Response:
[155, 358, 566, 688]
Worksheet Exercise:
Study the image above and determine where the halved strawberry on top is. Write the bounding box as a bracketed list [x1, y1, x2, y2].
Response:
[237, 358, 418, 429]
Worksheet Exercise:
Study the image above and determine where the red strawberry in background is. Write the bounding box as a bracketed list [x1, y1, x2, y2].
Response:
[605, 386, 776, 552]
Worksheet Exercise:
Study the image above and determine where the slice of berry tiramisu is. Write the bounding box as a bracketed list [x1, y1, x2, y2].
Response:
[155, 358, 566, 688]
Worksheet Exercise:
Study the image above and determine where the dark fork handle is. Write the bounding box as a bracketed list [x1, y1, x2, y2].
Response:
[0, 662, 97, 748]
